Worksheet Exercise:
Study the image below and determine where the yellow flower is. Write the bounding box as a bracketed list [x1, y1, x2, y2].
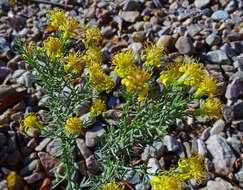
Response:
[65, 117, 83, 135]
[63, 51, 84, 73]
[83, 46, 103, 66]
[143, 42, 166, 67]
[100, 180, 124, 190]
[47, 9, 66, 27]
[91, 99, 107, 117]
[112, 49, 136, 78]
[82, 27, 102, 47]
[43, 36, 62, 61]
[176, 59, 205, 87]
[6, 171, 18, 190]
[86, 64, 115, 93]
[19, 112, 43, 133]
[121, 68, 150, 101]
[159, 62, 183, 86]
[59, 17, 80, 39]
[177, 152, 207, 184]
[199, 98, 222, 120]
[193, 75, 218, 99]
[152, 174, 181, 190]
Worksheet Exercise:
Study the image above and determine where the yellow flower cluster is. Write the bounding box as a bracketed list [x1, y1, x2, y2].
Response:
[100, 180, 124, 190]
[43, 36, 63, 62]
[199, 98, 222, 120]
[152, 152, 207, 190]
[6, 171, 18, 190]
[112, 49, 151, 101]
[19, 112, 43, 133]
[65, 116, 83, 135]
[121, 68, 150, 101]
[86, 64, 115, 93]
[47, 9, 80, 39]
[160, 62, 182, 86]
[63, 51, 84, 73]
[142, 42, 166, 67]
[112, 50, 136, 78]
[82, 27, 102, 47]
[83, 46, 103, 66]
[91, 99, 107, 117]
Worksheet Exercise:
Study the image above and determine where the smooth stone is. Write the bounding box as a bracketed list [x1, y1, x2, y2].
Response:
[220, 43, 236, 58]
[206, 34, 221, 46]
[0, 132, 7, 146]
[0, 180, 8, 190]
[200, 127, 211, 141]
[175, 36, 194, 55]
[197, 139, 208, 157]
[0, 67, 12, 80]
[132, 31, 146, 42]
[119, 11, 140, 23]
[232, 100, 243, 120]
[157, 35, 174, 49]
[122, 0, 141, 11]
[24, 172, 45, 184]
[226, 136, 241, 155]
[230, 41, 243, 54]
[211, 10, 229, 21]
[124, 170, 140, 185]
[23, 152, 38, 165]
[35, 138, 51, 152]
[20, 159, 38, 176]
[194, 0, 210, 9]
[85, 126, 105, 148]
[206, 135, 236, 176]
[76, 138, 92, 159]
[46, 138, 62, 157]
[163, 135, 179, 152]
[207, 50, 229, 64]
[225, 78, 243, 100]
[85, 155, 99, 174]
[80, 112, 96, 126]
[147, 158, 160, 179]
[210, 119, 225, 135]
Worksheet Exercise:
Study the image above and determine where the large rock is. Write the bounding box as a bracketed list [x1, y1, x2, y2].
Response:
[175, 36, 194, 55]
[206, 135, 236, 176]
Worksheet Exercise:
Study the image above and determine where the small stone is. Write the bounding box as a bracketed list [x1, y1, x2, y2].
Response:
[35, 138, 51, 152]
[0, 180, 8, 190]
[226, 78, 243, 100]
[150, 141, 165, 158]
[130, 42, 143, 53]
[194, 0, 210, 9]
[85, 126, 105, 148]
[210, 119, 225, 135]
[163, 135, 179, 152]
[206, 135, 236, 176]
[230, 41, 243, 54]
[84, 6, 95, 18]
[232, 100, 243, 120]
[38, 152, 60, 177]
[46, 138, 62, 157]
[20, 159, 38, 176]
[80, 112, 96, 126]
[124, 170, 140, 185]
[132, 31, 146, 42]
[220, 43, 236, 58]
[119, 11, 140, 23]
[197, 139, 208, 157]
[206, 34, 221, 46]
[0, 132, 7, 146]
[147, 158, 160, 178]
[0, 109, 11, 125]
[16, 71, 33, 87]
[122, 0, 141, 11]
[200, 127, 211, 141]
[26, 127, 39, 137]
[24, 172, 45, 184]
[141, 145, 151, 161]
[0, 67, 12, 80]
[23, 152, 38, 165]
[157, 35, 174, 49]
[175, 36, 194, 55]
[207, 50, 229, 64]
[226, 136, 241, 155]
[85, 155, 99, 174]
[101, 26, 113, 38]
[76, 138, 92, 159]
[211, 10, 229, 21]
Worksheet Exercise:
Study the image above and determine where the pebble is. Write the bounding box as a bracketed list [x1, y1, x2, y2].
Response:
[85, 125, 105, 148]
[0, 67, 12, 80]
[210, 119, 225, 135]
[207, 50, 229, 64]
[46, 138, 62, 157]
[225, 78, 243, 100]
[232, 100, 243, 120]
[119, 11, 140, 23]
[85, 154, 99, 174]
[122, 0, 141, 11]
[0, 132, 7, 146]
[163, 135, 179, 152]
[147, 158, 160, 178]
[206, 135, 236, 176]
[76, 138, 92, 159]
[175, 36, 194, 55]
[35, 138, 51, 152]
[230, 41, 243, 54]
[206, 34, 221, 46]
[157, 35, 174, 49]
[132, 31, 146, 42]
[194, 0, 210, 9]
[20, 159, 38, 176]
[124, 170, 140, 185]
[0, 180, 8, 190]
[24, 172, 45, 184]
[197, 139, 208, 157]
[211, 10, 229, 21]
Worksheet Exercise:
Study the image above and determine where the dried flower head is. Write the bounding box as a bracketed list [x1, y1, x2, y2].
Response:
[19, 112, 43, 133]
[100, 180, 124, 190]
[143, 42, 166, 67]
[65, 116, 83, 135]
[63, 51, 84, 73]
[112, 49, 136, 78]
[43, 36, 62, 61]
[91, 99, 107, 117]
